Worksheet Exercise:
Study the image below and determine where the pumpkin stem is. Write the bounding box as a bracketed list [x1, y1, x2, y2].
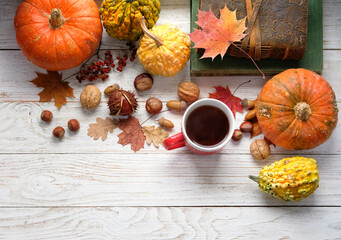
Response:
[139, 17, 162, 47]
[249, 175, 260, 184]
[50, 8, 65, 29]
[294, 102, 312, 121]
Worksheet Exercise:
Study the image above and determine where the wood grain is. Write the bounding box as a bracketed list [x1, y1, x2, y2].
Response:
[0, 207, 340, 239]
[0, 154, 339, 206]
[0, 101, 340, 154]
[0, 0, 341, 237]
[1, 49, 341, 102]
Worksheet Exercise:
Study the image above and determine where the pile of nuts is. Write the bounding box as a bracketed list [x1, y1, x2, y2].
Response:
[41, 110, 80, 138]
[232, 98, 271, 160]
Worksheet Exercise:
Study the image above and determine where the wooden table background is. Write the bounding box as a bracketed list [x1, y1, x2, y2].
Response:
[0, 0, 340, 239]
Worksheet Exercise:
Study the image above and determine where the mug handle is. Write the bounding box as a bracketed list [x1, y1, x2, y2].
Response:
[163, 132, 186, 150]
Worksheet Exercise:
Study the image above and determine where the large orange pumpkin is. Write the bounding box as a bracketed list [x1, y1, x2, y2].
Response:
[256, 68, 338, 150]
[14, 0, 102, 71]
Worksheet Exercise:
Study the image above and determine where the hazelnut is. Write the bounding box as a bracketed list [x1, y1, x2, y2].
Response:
[240, 121, 254, 133]
[250, 139, 270, 160]
[68, 119, 80, 132]
[146, 97, 162, 114]
[80, 85, 101, 110]
[232, 129, 242, 141]
[53, 126, 65, 138]
[104, 84, 120, 96]
[41, 110, 53, 122]
[178, 81, 200, 102]
[134, 73, 154, 92]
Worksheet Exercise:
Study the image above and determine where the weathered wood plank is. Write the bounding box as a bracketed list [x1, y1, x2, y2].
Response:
[0, 0, 339, 50]
[1, 49, 341, 102]
[0, 154, 339, 206]
[0, 101, 340, 154]
[0, 207, 340, 239]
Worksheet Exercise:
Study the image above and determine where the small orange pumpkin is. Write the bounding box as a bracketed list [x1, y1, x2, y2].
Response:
[256, 68, 338, 150]
[14, 0, 102, 71]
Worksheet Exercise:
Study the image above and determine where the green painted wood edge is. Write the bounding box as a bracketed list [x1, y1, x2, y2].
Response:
[190, 0, 323, 77]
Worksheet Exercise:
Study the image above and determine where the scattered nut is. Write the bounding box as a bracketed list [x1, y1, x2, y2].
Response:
[104, 84, 120, 96]
[134, 73, 154, 92]
[53, 126, 65, 138]
[241, 98, 255, 109]
[232, 129, 242, 141]
[157, 117, 174, 129]
[166, 100, 187, 111]
[41, 110, 53, 122]
[250, 139, 270, 160]
[240, 121, 254, 133]
[146, 97, 163, 114]
[68, 119, 80, 132]
[178, 81, 200, 102]
[245, 109, 257, 121]
[80, 85, 101, 110]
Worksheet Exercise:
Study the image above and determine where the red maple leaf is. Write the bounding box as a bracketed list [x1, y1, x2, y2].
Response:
[117, 116, 146, 152]
[189, 5, 247, 60]
[209, 86, 243, 117]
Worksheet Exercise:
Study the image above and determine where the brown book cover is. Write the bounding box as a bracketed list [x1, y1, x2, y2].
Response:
[199, 0, 308, 60]
[190, 0, 323, 76]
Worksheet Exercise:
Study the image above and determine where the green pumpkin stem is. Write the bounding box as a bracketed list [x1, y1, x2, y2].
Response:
[139, 17, 162, 47]
[249, 175, 260, 184]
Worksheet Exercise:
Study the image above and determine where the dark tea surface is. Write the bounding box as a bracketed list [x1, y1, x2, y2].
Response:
[186, 105, 229, 146]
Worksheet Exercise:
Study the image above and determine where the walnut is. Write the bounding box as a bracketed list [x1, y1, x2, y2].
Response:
[250, 139, 271, 160]
[80, 85, 101, 110]
[178, 81, 200, 102]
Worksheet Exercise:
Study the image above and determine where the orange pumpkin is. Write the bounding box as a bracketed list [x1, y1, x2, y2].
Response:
[256, 68, 338, 150]
[14, 0, 102, 71]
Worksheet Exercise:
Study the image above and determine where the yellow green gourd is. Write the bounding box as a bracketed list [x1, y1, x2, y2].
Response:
[137, 18, 191, 77]
[100, 0, 161, 41]
[249, 157, 319, 201]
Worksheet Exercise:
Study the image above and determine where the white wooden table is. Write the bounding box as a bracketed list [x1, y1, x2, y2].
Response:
[0, 0, 340, 239]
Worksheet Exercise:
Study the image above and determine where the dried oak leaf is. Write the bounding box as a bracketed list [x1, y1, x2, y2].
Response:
[209, 85, 243, 117]
[31, 71, 74, 109]
[142, 126, 169, 148]
[117, 116, 146, 152]
[88, 117, 118, 141]
[189, 5, 247, 60]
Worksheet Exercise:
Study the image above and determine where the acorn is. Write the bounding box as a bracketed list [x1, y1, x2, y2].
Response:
[108, 89, 138, 116]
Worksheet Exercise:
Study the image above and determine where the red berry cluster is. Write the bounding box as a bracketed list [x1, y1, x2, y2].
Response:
[76, 51, 112, 83]
[76, 42, 137, 83]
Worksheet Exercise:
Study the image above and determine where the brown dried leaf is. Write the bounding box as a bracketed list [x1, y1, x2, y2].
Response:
[31, 71, 74, 109]
[88, 117, 118, 141]
[142, 126, 169, 148]
[117, 116, 146, 152]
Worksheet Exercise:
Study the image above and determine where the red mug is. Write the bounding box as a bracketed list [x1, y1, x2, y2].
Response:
[163, 98, 235, 155]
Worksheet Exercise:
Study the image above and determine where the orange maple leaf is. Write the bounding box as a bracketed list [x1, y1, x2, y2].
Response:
[31, 71, 74, 109]
[189, 5, 247, 60]
[117, 116, 146, 152]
